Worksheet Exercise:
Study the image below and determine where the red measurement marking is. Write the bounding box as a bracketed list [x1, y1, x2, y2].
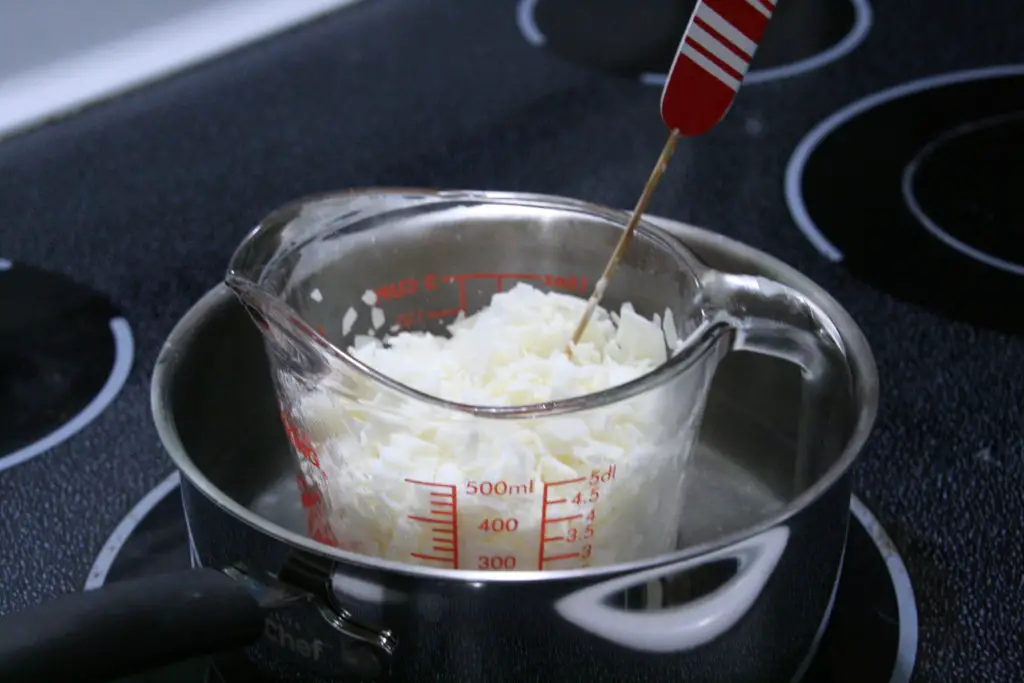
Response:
[404, 479, 459, 568]
[494, 273, 541, 292]
[408, 515, 450, 524]
[280, 408, 343, 548]
[394, 308, 463, 329]
[373, 278, 420, 301]
[541, 552, 581, 564]
[427, 308, 461, 319]
[393, 310, 422, 329]
[437, 274, 471, 312]
[440, 272, 588, 295]
[380, 272, 590, 329]
[546, 514, 583, 524]
[294, 474, 340, 547]
[405, 479, 452, 488]
[280, 411, 321, 470]
[410, 553, 452, 563]
[537, 476, 589, 570]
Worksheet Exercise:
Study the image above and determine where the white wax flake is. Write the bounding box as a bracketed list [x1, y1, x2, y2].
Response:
[371, 307, 386, 330]
[662, 308, 680, 349]
[341, 307, 358, 336]
[310, 288, 323, 302]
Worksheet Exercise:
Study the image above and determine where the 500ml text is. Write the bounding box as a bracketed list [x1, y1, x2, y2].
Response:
[465, 479, 535, 496]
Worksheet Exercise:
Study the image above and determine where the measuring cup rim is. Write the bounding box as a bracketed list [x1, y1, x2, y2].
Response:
[226, 187, 729, 419]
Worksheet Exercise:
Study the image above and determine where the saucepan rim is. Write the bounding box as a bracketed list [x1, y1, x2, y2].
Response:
[151, 188, 879, 584]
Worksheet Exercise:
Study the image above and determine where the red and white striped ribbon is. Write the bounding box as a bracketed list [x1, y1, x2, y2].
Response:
[661, 0, 777, 136]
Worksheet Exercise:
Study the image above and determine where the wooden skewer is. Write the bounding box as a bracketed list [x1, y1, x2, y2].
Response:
[567, 130, 681, 353]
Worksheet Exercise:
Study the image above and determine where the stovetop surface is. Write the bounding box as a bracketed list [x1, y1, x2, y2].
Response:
[0, 1, 1021, 681]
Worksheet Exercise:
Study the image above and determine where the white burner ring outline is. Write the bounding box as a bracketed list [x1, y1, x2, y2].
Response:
[0, 259, 135, 473]
[787, 521, 846, 683]
[516, 0, 546, 47]
[900, 111, 1024, 277]
[85, 471, 182, 590]
[785, 63, 1024, 262]
[515, 0, 873, 87]
[850, 496, 917, 683]
[85, 482, 918, 682]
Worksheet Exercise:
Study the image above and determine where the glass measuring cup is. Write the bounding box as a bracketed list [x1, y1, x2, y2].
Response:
[226, 189, 844, 572]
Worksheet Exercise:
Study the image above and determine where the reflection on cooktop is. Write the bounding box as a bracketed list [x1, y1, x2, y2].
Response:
[786, 65, 1024, 335]
[516, 0, 871, 85]
[0, 259, 133, 471]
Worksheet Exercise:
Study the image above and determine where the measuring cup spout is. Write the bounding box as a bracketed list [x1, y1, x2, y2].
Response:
[224, 202, 351, 386]
[225, 213, 289, 331]
[224, 274, 334, 389]
[224, 275, 274, 329]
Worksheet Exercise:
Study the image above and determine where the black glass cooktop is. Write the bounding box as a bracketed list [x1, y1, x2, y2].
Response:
[515, 0, 869, 86]
[0, 260, 133, 471]
[785, 65, 1024, 335]
[1, 0, 1021, 680]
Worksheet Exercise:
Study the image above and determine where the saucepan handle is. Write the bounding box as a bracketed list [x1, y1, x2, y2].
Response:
[555, 526, 790, 651]
[0, 568, 264, 683]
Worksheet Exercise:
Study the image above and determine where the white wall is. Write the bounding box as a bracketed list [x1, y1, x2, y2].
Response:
[0, 0, 362, 141]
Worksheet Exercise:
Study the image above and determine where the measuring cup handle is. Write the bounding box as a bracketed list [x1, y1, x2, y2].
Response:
[554, 527, 790, 651]
[700, 271, 851, 493]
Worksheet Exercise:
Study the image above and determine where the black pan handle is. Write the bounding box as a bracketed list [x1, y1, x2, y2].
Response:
[0, 567, 264, 683]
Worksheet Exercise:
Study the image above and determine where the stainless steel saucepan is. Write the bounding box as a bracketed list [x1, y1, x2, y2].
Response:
[0, 191, 877, 683]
